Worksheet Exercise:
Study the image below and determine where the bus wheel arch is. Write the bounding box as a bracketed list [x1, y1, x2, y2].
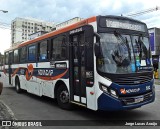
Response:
[54, 80, 72, 110]
[15, 75, 22, 93]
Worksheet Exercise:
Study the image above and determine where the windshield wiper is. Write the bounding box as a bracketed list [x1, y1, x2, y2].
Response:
[138, 36, 148, 63]
[114, 31, 131, 60]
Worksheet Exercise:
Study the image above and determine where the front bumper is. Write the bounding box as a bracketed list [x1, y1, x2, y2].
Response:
[98, 91, 155, 111]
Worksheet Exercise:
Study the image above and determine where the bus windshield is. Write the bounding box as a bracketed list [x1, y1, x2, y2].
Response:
[97, 33, 151, 74]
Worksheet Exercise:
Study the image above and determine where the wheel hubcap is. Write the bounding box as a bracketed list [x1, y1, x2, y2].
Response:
[60, 90, 69, 103]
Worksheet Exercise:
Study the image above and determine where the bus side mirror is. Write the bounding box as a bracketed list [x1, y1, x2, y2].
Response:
[94, 43, 100, 57]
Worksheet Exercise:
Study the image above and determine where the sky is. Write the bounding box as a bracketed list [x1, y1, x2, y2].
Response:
[0, 0, 160, 54]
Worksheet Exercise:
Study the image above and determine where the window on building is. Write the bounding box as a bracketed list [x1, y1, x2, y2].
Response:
[20, 47, 27, 62]
[39, 40, 48, 61]
[28, 45, 36, 61]
[51, 35, 67, 60]
[13, 49, 19, 63]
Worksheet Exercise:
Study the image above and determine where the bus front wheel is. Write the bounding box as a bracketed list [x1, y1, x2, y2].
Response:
[56, 85, 72, 110]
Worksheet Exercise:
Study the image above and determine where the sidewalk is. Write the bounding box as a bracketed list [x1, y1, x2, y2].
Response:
[154, 79, 160, 85]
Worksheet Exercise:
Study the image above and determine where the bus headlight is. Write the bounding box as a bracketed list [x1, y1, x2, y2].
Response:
[99, 83, 118, 98]
[101, 85, 109, 93]
[110, 89, 117, 96]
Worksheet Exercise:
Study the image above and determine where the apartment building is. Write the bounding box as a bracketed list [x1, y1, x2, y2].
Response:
[11, 17, 55, 46]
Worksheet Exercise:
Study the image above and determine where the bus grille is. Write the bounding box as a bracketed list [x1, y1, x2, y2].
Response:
[114, 74, 153, 85]
[121, 92, 153, 105]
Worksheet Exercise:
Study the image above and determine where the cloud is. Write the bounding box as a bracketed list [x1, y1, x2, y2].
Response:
[0, 0, 159, 23]
[0, 28, 11, 54]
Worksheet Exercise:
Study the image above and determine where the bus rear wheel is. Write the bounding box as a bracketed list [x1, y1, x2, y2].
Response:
[56, 85, 72, 110]
[15, 78, 22, 93]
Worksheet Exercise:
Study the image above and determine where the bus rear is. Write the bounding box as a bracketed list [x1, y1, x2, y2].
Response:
[94, 16, 155, 110]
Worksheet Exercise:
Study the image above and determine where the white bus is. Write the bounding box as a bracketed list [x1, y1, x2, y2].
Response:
[0, 15, 155, 111]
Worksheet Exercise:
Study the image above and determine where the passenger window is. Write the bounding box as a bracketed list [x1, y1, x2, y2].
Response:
[5, 52, 9, 64]
[20, 47, 27, 63]
[13, 49, 19, 63]
[51, 36, 67, 60]
[39, 41, 47, 61]
[28, 45, 36, 61]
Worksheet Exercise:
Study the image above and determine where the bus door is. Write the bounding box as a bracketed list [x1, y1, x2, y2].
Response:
[70, 32, 86, 104]
[69, 26, 94, 105]
[8, 52, 13, 84]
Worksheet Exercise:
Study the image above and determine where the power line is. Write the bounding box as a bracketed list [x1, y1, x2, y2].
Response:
[0, 25, 10, 30]
[0, 22, 11, 26]
[123, 6, 160, 17]
[0, 24, 26, 33]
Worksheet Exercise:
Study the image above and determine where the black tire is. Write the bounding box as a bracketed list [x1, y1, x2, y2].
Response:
[15, 78, 22, 93]
[56, 84, 72, 110]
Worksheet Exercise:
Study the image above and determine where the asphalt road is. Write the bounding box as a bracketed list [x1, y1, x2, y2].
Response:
[0, 82, 160, 129]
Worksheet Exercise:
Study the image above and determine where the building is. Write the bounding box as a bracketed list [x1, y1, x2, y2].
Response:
[11, 17, 55, 46]
[55, 17, 83, 30]
[148, 27, 160, 55]
[148, 27, 160, 76]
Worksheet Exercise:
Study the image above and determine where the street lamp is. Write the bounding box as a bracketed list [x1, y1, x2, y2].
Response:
[0, 10, 8, 13]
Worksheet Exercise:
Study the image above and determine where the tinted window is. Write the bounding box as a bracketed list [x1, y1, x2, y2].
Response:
[5, 52, 9, 64]
[20, 47, 27, 62]
[28, 45, 36, 61]
[39, 40, 47, 61]
[51, 36, 66, 60]
[9, 52, 14, 64]
[13, 49, 19, 63]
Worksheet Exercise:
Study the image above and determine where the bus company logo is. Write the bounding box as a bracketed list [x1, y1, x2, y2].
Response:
[70, 27, 82, 34]
[120, 89, 127, 94]
[25, 64, 34, 81]
[38, 69, 53, 76]
[120, 88, 140, 94]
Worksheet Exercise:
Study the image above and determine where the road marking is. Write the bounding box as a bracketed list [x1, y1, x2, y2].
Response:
[0, 100, 17, 120]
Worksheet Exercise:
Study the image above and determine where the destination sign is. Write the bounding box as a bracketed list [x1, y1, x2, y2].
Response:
[106, 19, 146, 32]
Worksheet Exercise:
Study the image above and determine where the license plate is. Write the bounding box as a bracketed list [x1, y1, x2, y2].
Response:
[135, 96, 144, 103]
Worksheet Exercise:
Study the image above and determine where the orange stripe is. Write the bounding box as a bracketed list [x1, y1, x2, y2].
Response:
[19, 16, 96, 48]
[11, 68, 20, 77]
[26, 72, 32, 81]
[11, 67, 26, 77]
[37, 69, 68, 81]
